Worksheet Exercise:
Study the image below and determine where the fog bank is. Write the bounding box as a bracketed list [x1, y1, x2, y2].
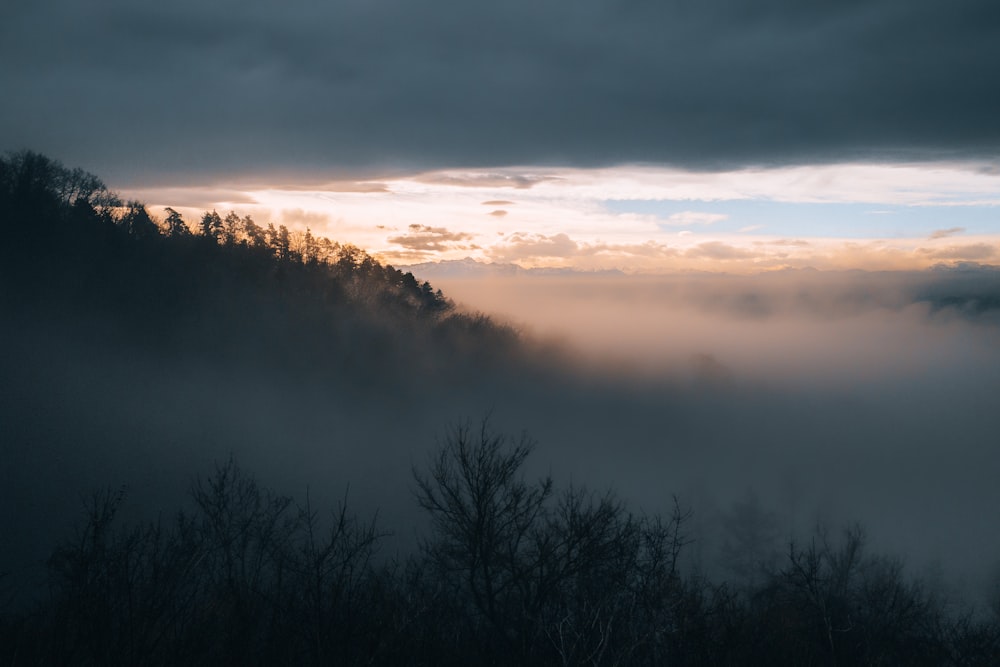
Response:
[4, 265, 1000, 609]
[426, 268, 1000, 599]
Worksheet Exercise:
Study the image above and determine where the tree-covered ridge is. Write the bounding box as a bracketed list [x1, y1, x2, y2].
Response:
[0, 150, 448, 311]
[0, 151, 522, 383]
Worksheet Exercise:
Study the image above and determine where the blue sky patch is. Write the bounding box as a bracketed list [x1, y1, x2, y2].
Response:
[604, 200, 999, 239]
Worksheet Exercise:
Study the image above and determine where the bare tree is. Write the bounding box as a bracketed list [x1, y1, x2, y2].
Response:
[288, 489, 383, 664]
[413, 419, 552, 659]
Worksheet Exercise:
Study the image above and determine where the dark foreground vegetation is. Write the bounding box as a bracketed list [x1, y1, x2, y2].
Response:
[1, 424, 998, 666]
[3, 152, 1000, 664]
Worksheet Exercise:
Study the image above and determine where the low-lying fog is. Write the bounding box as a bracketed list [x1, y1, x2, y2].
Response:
[4, 266, 1000, 608]
[437, 269, 1000, 387]
[434, 268, 1000, 602]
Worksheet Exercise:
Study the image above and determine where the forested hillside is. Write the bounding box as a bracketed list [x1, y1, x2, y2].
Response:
[2, 153, 1000, 665]
[0, 151, 525, 387]
[0, 150, 545, 627]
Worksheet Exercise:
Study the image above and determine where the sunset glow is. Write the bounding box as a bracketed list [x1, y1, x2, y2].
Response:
[131, 162, 1000, 272]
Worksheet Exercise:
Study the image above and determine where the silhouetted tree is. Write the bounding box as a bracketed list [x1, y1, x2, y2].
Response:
[239, 214, 267, 249]
[200, 210, 223, 242]
[303, 227, 325, 266]
[414, 420, 553, 661]
[412, 421, 697, 666]
[286, 491, 384, 664]
[164, 207, 190, 237]
[2, 444, 998, 665]
[121, 200, 159, 240]
[222, 211, 241, 246]
[719, 489, 780, 589]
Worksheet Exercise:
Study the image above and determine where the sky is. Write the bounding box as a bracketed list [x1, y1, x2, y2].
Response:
[3, 0, 1000, 271]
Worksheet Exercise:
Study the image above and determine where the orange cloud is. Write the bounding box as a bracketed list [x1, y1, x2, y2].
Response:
[685, 242, 757, 261]
[387, 224, 474, 251]
[928, 226, 965, 240]
[917, 243, 997, 261]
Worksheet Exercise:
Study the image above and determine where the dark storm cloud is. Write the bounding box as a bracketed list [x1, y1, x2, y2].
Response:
[3, 0, 999, 184]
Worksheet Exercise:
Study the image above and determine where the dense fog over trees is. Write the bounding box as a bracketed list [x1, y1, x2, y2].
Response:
[2, 152, 1000, 664]
[432, 269, 1000, 587]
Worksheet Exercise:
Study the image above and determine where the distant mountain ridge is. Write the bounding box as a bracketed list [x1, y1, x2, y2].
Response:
[398, 257, 625, 279]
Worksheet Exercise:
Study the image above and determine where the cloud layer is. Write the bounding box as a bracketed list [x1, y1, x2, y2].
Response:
[132, 162, 1000, 271]
[3, 0, 999, 183]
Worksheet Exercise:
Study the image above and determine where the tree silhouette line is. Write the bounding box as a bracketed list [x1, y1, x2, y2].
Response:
[0, 150, 448, 311]
[0, 150, 528, 388]
[1, 421, 998, 665]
